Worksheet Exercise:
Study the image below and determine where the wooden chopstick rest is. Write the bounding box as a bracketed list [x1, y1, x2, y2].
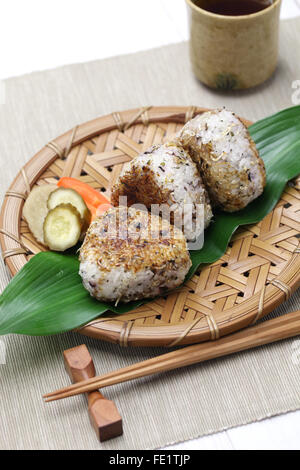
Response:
[63, 344, 123, 442]
[45, 310, 300, 402]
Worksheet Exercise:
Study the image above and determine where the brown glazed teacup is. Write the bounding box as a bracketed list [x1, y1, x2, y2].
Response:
[186, 0, 282, 90]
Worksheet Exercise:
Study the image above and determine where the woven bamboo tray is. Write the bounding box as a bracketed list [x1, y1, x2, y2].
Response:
[0, 106, 299, 347]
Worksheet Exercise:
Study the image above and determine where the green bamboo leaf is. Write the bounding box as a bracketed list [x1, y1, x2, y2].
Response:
[0, 106, 300, 336]
[0, 252, 141, 335]
[189, 106, 300, 277]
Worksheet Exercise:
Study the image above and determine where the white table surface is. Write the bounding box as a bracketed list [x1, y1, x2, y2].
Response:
[1, 0, 300, 451]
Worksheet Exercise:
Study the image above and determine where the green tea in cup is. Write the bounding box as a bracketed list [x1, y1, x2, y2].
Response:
[186, 0, 281, 90]
[196, 0, 273, 16]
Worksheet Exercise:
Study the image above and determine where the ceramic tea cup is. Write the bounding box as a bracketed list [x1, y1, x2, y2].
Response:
[186, 0, 282, 90]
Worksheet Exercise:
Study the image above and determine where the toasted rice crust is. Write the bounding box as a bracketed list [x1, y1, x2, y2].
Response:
[177, 109, 266, 212]
[111, 143, 213, 240]
[79, 206, 191, 303]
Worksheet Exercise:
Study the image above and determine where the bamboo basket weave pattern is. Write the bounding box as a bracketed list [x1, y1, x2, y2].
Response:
[0, 106, 299, 347]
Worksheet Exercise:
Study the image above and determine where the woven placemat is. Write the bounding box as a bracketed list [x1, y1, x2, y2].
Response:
[0, 18, 300, 450]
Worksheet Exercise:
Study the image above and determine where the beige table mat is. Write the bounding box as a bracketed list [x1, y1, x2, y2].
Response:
[0, 18, 300, 450]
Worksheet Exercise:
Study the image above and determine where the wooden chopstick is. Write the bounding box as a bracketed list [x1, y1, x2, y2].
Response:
[43, 310, 300, 402]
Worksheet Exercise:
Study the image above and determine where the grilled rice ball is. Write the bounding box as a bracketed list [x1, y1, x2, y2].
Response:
[79, 206, 191, 303]
[177, 109, 266, 212]
[111, 143, 213, 241]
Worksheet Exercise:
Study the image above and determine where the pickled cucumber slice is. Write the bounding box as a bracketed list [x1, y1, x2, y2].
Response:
[47, 188, 91, 231]
[23, 184, 57, 245]
[43, 204, 82, 251]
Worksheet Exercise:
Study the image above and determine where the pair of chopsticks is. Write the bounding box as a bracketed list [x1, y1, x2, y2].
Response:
[44, 309, 300, 403]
